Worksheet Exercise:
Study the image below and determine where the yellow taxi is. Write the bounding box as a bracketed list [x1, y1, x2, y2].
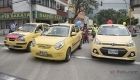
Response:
[31, 23, 82, 61]
[91, 24, 137, 61]
[4, 23, 50, 51]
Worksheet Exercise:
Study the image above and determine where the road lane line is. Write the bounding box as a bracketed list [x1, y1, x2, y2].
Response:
[72, 55, 92, 60]
[72, 55, 140, 65]
[134, 62, 140, 65]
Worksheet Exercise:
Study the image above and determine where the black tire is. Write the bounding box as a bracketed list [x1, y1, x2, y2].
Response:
[8, 48, 14, 50]
[64, 48, 71, 62]
[26, 42, 32, 52]
[127, 60, 135, 63]
[78, 40, 82, 49]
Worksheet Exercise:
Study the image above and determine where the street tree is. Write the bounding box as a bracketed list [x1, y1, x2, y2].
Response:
[69, 0, 98, 23]
[96, 9, 117, 25]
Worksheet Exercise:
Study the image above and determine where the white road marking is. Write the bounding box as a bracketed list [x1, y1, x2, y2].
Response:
[134, 62, 140, 65]
[72, 55, 92, 60]
[72, 55, 140, 65]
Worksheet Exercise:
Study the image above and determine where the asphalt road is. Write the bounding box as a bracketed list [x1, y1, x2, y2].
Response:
[0, 35, 140, 80]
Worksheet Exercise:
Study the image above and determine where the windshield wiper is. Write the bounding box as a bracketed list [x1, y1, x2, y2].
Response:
[46, 34, 64, 37]
[107, 34, 118, 36]
[98, 33, 104, 35]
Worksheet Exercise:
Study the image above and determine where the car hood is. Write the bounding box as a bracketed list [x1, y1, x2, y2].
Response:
[96, 35, 132, 44]
[35, 36, 66, 45]
[6, 31, 31, 39]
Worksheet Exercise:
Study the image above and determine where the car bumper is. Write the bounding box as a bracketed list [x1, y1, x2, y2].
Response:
[4, 40, 27, 50]
[31, 46, 67, 60]
[91, 44, 136, 61]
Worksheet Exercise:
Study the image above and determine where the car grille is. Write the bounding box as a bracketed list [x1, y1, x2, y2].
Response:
[100, 47, 127, 57]
[101, 43, 128, 46]
[37, 44, 51, 49]
[9, 38, 16, 41]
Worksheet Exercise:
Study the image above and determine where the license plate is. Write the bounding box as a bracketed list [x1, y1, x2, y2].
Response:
[38, 51, 48, 56]
[108, 49, 118, 55]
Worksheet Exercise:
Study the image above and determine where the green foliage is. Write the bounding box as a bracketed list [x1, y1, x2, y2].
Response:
[70, 0, 98, 23]
[96, 9, 138, 25]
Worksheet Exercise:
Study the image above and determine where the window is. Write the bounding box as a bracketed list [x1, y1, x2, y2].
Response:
[0, 0, 12, 8]
[0, 0, 4, 7]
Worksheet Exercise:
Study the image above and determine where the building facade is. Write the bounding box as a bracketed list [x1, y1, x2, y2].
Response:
[130, 0, 140, 25]
[0, 0, 68, 29]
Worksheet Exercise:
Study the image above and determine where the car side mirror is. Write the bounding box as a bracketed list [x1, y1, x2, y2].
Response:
[35, 30, 40, 33]
[71, 32, 77, 36]
[17, 27, 23, 31]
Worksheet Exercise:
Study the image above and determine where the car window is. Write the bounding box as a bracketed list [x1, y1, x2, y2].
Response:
[42, 25, 70, 37]
[98, 26, 130, 36]
[43, 24, 49, 31]
[35, 25, 43, 33]
[71, 26, 76, 33]
[19, 24, 37, 32]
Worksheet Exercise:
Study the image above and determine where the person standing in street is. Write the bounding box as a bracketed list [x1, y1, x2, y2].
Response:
[82, 24, 89, 43]
[91, 24, 98, 38]
[9, 22, 17, 33]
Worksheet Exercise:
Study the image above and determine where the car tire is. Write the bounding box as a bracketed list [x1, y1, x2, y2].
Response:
[127, 60, 135, 63]
[78, 40, 82, 49]
[26, 42, 32, 52]
[64, 48, 71, 62]
[8, 48, 14, 50]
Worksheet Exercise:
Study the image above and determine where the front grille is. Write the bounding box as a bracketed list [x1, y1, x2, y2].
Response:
[9, 38, 16, 41]
[100, 47, 127, 57]
[16, 43, 26, 45]
[14, 46, 23, 48]
[101, 43, 128, 46]
[37, 44, 51, 49]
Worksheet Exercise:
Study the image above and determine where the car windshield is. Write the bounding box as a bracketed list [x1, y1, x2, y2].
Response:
[42, 25, 70, 37]
[19, 24, 37, 32]
[98, 26, 130, 36]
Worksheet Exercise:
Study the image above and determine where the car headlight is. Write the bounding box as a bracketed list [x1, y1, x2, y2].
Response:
[17, 36, 25, 41]
[31, 39, 36, 47]
[127, 40, 135, 47]
[94, 38, 101, 45]
[54, 41, 64, 50]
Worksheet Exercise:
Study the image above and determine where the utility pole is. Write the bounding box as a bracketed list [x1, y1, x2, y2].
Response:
[28, 0, 33, 23]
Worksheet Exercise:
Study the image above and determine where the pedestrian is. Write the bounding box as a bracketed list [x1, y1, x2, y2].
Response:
[91, 24, 98, 38]
[9, 22, 17, 33]
[82, 24, 89, 43]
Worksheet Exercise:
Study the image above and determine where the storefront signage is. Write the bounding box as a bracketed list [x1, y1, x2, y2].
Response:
[37, 12, 62, 20]
[0, 12, 30, 20]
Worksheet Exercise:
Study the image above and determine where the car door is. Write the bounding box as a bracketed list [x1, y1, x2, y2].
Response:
[71, 26, 80, 51]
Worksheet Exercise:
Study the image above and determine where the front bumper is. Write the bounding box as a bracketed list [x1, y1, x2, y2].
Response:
[31, 45, 67, 60]
[4, 40, 27, 50]
[91, 44, 136, 61]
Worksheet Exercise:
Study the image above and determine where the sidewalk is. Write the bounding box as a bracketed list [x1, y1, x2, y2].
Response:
[0, 35, 5, 47]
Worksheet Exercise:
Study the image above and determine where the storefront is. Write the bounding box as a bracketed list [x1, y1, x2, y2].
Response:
[0, 12, 65, 29]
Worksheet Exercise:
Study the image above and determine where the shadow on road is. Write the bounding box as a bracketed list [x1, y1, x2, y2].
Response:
[3, 49, 29, 54]
[91, 57, 135, 65]
[30, 56, 68, 65]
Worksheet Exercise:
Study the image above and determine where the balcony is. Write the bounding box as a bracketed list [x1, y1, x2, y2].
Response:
[57, 9, 67, 17]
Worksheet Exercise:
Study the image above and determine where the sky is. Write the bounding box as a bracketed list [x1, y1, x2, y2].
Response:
[97, 0, 130, 10]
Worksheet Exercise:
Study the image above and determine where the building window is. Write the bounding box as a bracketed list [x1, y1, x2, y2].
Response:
[0, 0, 12, 8]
